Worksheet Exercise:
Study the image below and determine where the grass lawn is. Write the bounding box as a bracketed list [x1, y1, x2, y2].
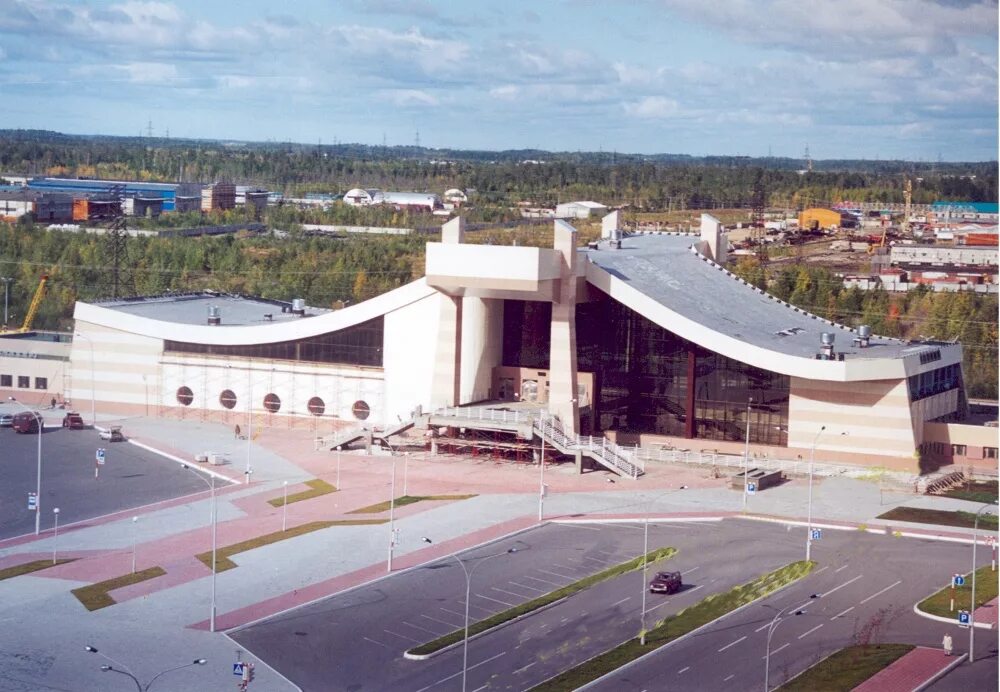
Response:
[267, 479, 337, 507]
[877, 507, 998, 531]
[348, 494, 477, 514]
[408, 547, 677, 657]
[71, 566, 167, 611]
[943, 481, 999, 504]
[0, 558, 76, 581]
[918, 564, 999, 618]
[777, 644, 915, 691]
[195, 519, 388, 572]
[531, 560, 815, 691]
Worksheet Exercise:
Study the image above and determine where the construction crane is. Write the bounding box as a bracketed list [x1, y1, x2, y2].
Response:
[0, 274, 48, 335]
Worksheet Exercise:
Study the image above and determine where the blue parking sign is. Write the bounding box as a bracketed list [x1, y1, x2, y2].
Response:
[746, 482, 756, 495]
[27, 492, 37, 510]
[958, 610, 970, 625]
[811, 529, 822, 540]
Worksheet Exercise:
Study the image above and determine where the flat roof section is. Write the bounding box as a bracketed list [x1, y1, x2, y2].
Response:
[93, 293, 330, 327]
[584, 233, 938, 362]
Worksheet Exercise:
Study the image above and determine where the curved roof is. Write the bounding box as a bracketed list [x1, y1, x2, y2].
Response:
[583, 233, 957, 381]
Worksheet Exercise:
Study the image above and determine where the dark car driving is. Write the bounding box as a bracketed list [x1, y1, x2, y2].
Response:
[649, 570, 682, 594]
[62, 412, 84, 429]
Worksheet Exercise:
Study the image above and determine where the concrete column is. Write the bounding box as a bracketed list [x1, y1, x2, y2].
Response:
[549, 220, 580, 434]
[429, 217, 466, 408]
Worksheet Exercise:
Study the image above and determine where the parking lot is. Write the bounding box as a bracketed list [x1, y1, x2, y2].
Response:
[0, 414, 211, 540]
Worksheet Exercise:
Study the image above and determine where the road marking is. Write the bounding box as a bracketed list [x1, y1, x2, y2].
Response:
[583, 556, 609, 565]
[763, 643, 790, 658]
[645, 600, 672, 614]
[718, 635, 747, 652]
[682, 566, 701, 575]
[677, 667, 690, 674]
[835, 564, 850, 573]
[514, 662, 536, 674]
[860, 580, 901, 605]
[440, 607, 467, 620]
[831, 606, 855, 621]
[561, 617, 569, 623]
[687, 585, 703, 594]
[383, 629, 421, 644]
[724, 674, 736, 682]
[421, 614, 462, 629]
[362, 636, 390, 649]
[814, 566, 829, 575]
[543, 567, 579, 579]
[414, 651, 507, 692]
[509, 581, 546, 592]
[755, 622, 772, 633]
[611, 597, 631, 608]
[477, 593, 515, 607]
[798, 624, 824, 639]
[400, 620, 439, 635]
[522, 575, 561, 587]
[493, 586, 531, 599]
[472, 685, 488, 692]
[811, 574, 863, 604]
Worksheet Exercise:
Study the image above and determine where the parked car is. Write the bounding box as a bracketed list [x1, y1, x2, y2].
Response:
[0, 413, 12, 427]
[12, 411, 42, 434]
[62, 412, 84, 429]
[98, 425, 124, 442]
[649, 570, 682, 594]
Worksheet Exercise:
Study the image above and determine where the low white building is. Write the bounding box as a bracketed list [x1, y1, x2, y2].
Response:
[343, 189, 384, 206]
[555, 201, 608, 219]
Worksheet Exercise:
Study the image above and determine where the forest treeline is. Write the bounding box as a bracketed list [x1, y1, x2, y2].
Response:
[0, 223, 995, 398]
[1, 130, 996, 211]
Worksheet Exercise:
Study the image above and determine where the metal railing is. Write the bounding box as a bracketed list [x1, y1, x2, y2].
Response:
[432, 406, 529, 426]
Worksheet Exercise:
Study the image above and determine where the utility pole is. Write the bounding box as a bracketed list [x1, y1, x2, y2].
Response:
[0, 277, 12, 326]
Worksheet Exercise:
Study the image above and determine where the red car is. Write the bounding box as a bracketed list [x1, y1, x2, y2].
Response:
[12, 411, 42, 434]
[649, 570, 682, 594]
[62, 412, 84, 429]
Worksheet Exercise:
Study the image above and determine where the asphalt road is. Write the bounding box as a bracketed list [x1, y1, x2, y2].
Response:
[233, 520, 998, 692]
[233, 520, 790, 691]
[589, 529, 999, 692]
[0, 422, 209, 540]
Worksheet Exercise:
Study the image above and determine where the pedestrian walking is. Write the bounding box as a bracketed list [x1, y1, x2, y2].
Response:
[942, 632, 953, 656]
[234, 423, 241, 439]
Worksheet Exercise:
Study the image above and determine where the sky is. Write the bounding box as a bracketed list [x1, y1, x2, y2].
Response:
[1, 0, 997, 161]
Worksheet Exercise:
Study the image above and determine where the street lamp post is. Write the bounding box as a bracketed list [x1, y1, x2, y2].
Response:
[336, 445, 342, 489]
[245, 365, 253, 484]
[10, 397, 43, 535]
[0, 276, 12, 326]
[74, 332, 96, 427]
[764, 605, 805, 691]
[282, 481, 288, 532]
[743, 397, 753, 513]
[640, 515, 649, 645]
[422, 538, 517, 692]
[86, 646, 206, 691]
[51, 507, 60, 564]
[403, 452, 410, 497]
[387, 458, 397, 572]
[538, 410, 546, 521]
[805, 425, 826, 562]
[131, 516, 138, 573]
[969, 501, 998, 663]
[182, 465, 217, 632]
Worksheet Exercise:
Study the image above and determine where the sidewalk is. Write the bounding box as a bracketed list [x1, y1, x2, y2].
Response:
[852, 646, 964, 692]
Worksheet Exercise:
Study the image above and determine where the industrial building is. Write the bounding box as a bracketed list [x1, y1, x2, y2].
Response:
[798, 208, 857, 230]
[27, 178, 202, 213]
[555, 201, 608, 219]
[0, 212, 992, 476]
[930, 201, 999, 225]
[201, 182, 237, 212]
[342, 188, 442, 212]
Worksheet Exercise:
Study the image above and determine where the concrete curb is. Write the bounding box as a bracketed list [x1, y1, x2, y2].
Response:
[129, 438, 240, 485]
[738, 514, 997, 545]
[911, 602, 995, 630]
[570, 566, 814, 691]
[912, 652, 968, 692]
[551, 516, 726, 525]
[223, 633, 305, 692]
[402, 596, 569, 661]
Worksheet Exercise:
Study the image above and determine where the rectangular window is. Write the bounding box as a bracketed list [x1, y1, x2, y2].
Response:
[985, 447, 998, 460]
[34, 377, 47, 390]
[0, 374, 10, 387]
[950, 444, 967, 456]
[17, 376, 29, 388]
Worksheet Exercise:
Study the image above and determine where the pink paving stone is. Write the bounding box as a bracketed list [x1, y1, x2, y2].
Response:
[852, 646, 958, 692]
[973, 596, 998, 628]
[109, 557, 208, 603]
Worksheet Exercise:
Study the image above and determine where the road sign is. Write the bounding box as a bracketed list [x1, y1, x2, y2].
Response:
[958, 610, 970, 625]
[233, 662, 245, 676]
[96, 448, 106, 465]
[746, 482, 757, 495]
[810, 529, 822, 541]
[27, 492, 37, 511]
[953, 574, 966, 587]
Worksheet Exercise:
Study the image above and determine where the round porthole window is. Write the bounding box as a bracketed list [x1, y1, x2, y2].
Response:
[307, 396, 325, 416]
[220, 389, 237, 410]
[263, 393, 281, 413]
[351, 400, 370, 420]
[176, 386, 194, 406]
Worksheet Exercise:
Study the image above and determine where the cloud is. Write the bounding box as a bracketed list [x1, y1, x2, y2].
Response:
[624, 96, 680, 119]
[379, 89, 440, 106]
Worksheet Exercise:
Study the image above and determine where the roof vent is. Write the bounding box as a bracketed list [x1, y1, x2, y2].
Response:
[853, 324, 872, 348]
[819, 332, 835, 359]
[291, 298, 306, 316]
[207, 305, 221, 326]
